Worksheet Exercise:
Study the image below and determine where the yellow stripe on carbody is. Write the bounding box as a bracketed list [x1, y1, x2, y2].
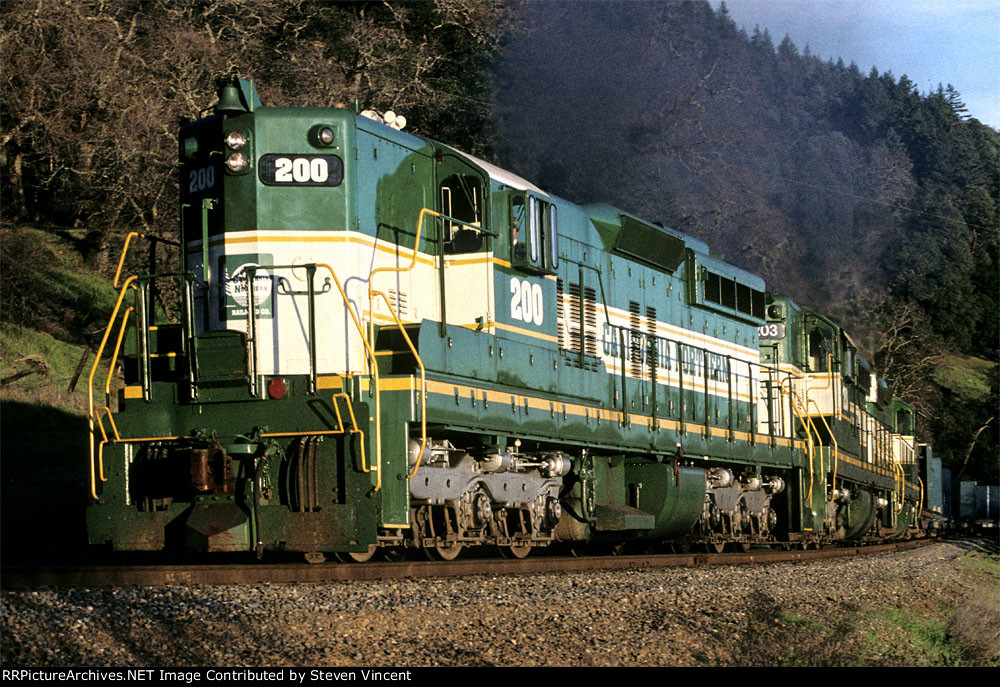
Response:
[832, 449, 894, 478]
[493, 321, 559, 343]
[187, 231, 438, 267]
[316, 375, 343, 390]
[411, 377, 796, 446]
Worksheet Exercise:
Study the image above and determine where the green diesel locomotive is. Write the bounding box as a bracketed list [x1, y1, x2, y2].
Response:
[85, 77, 923, 559]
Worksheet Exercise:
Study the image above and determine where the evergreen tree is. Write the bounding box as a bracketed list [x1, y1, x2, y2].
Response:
[945, 83, 970, 120]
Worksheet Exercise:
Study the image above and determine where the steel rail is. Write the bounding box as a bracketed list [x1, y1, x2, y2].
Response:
[1, 539, 932, 590]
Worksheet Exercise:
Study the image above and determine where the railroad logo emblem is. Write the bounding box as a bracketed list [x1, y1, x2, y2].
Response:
[221, 255, 274, 320]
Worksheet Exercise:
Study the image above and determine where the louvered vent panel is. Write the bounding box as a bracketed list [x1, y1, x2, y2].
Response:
[583, 287, 598, 359]
[646, 306, 657, 378]
[629, 301, 642, 377]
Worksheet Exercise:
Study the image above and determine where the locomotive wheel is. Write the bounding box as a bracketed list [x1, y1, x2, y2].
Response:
[335, 545, 377, 563]
[425, 543, 463, 561]
[729, 542, 751, 553]
[499, 544, 532, 559]
[704, 542, 726, 554]
[382, 548, 407, 562]
[671, 542, 692, 554]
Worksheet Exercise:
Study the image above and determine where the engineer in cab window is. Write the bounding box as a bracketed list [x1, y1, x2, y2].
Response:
[511, 196, 527, 260]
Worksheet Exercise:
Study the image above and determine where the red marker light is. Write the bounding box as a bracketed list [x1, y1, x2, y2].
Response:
[267, 378, 287, 399]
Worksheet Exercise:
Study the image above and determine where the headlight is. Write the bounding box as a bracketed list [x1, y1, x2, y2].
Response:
[225, 130, 247, 150]
[309, 124, 337, 147]
[225, 152, 247, 172]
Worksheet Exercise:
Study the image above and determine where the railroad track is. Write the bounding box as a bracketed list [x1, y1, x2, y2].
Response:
[1, 539, 931, 589]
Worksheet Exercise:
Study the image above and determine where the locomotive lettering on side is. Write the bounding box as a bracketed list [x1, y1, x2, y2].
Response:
[84, 76, 930, 561]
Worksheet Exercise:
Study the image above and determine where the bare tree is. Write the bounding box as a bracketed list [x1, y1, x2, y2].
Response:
[2, 0, 508, 268]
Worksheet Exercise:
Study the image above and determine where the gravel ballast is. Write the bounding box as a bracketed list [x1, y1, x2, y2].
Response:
[3, 539, 998, 667]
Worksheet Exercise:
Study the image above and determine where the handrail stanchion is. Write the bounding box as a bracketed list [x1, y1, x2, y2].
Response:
[245, 266, 259, 397]
[307, 265, 318, 394]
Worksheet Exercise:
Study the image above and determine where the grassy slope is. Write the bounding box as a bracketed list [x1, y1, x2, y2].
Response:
[933, 354, 998, 403]
[730, 543, 1000, 667]
[2, 226, 120, 414]
[1, 324, 95, 414]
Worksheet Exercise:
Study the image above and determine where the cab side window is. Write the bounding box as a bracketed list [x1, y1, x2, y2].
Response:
[511, 192, 557, 273]
[808, 327, 833, 372]
[440, 173, 484, 254]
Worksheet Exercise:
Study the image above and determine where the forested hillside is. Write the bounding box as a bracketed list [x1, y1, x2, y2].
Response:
[1, 0, 996, 482]
[495, 1, 998, 483]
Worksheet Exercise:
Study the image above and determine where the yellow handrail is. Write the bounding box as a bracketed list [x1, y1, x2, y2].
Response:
[113, 232, 145, 288]
[364, 208, 480, 481]
[104, 307, 134, 397]
[801, 403, 824, 509]
[332, 391, 367, 474]
[806, 399, 840, 504]
[779, 377, 819, 514]
[878, 426, 905, 511]
[312, 262, 383, 490]
[811, 352, 835, 392]
[88, 277, 138, 499]
[91, 406, 117, 497]
[818, 352, 837, 417]
[363, 207, 427, 490]
[88, 304, 137, 496]
[367, 207, 431, 360]
[257, 393, 367, 472]
[373, 290, 427, 478]
[891, 457, 906, 513]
